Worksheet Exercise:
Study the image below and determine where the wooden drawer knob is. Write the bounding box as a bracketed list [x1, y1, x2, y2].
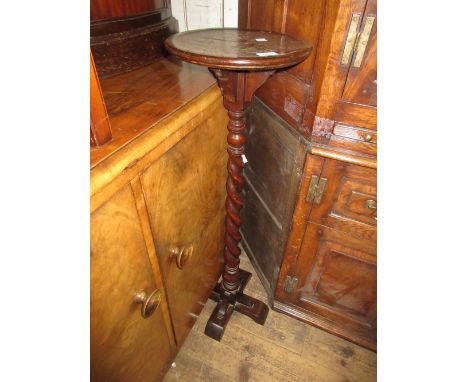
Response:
[133, 289, 161, 319]
[364, 134, 372, 142]
[170, 246, 193, 269]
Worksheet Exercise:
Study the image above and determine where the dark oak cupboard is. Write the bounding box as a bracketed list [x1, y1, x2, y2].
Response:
[239, 0, 377, 350]
[275, 152, 377, 350]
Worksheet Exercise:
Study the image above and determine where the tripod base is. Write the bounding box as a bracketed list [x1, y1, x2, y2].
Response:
[204, 269, 269, 341]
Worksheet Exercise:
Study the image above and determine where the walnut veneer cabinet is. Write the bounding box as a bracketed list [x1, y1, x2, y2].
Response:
[90, 62, 228, 380]
[239, 0, 377, 350]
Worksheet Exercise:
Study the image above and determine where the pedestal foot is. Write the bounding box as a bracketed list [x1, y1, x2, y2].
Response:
[204, 269, 269, 341]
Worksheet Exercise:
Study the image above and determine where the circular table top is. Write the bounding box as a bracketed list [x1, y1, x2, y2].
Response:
[164, 28, 312, 70]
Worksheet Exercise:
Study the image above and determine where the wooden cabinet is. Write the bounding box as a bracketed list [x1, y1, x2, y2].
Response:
[239, 0, 377, 350]
[275, 154, 377, 350]
[90, 68, 228, 380]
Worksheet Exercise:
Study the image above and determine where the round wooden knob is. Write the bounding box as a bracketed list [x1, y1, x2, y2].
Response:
[133, 289, 161, 319]
[364, 134, 372, 142]
[170, 246, 193, 269]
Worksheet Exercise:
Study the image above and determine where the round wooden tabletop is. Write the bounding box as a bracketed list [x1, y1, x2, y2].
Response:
[164, 28, 312, 70]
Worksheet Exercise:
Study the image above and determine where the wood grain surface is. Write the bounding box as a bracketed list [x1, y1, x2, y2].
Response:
[140, 104, 227, 345]
[90, 0, 166, 21]
[90, 57, 216, 168]
[165, 28, 312, 69]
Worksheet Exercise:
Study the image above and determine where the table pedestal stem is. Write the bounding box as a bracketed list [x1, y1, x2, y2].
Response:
[205, 69, 273, 341]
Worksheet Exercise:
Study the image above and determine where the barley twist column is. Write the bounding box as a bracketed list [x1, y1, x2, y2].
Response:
[223, 109, 246, 292]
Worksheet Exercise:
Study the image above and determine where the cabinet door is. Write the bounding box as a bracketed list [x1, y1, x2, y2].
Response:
[334, 0, 377, 129]
[91, 185, 173, 382]
[341, 0, 376, 107]
[292, 224, 376, 347]
[141, 113, 227, 345]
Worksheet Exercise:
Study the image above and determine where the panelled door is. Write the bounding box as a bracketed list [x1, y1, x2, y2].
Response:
[314, 0, 377, 132]
[140, 116, 226, 345]
[276, 153, 377, 350]
[335, 0, 377, 129]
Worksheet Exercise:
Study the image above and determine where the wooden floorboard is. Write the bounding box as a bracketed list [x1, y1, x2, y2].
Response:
[163, 251, 377, 382]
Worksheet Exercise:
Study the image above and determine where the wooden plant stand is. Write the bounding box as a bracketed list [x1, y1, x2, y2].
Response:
[165, 28, 311, 341]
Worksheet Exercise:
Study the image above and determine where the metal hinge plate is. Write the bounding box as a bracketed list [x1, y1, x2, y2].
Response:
[306, 175, 328, 204]
[340, 14, 375, 68]
[283, 275, 299, 293]
[353, 16, 375, 67]
[341, 13, 361, 65]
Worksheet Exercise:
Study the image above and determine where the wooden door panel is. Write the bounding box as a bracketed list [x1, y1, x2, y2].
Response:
[300, 243, 376, 322]
[141, 111, 227, 345]
[332, 0, 377, 130]
[341, 0, 377, 106]
[91, 185, 173, 382]
[293, 223, 376, 341]
[308, 158, 376, 241]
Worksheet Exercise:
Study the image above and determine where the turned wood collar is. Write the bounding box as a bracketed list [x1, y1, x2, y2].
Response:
[164, 28, 312, 70]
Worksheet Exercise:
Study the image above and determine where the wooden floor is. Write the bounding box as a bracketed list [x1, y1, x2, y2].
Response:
[163, 251, 377, 382]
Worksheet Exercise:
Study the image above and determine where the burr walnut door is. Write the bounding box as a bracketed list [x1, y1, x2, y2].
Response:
[90, 185, 173, 382]
[141, 113, 227, 345]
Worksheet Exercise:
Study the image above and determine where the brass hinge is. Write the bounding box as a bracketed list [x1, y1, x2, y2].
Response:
[341, 13, 361, 66]
[341, 14, 375, 68]
[283, 275, 299, 293]
[306, 175, 328, 204]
